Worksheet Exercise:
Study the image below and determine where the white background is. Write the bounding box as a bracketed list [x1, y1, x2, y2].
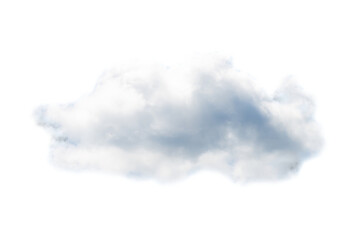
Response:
[1, 0, 359, 239]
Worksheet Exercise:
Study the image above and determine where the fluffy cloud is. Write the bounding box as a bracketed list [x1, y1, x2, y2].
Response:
[36, 57, 322, 181]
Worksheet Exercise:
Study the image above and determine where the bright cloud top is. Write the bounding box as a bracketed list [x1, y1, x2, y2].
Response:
[37, 57, 322, 181]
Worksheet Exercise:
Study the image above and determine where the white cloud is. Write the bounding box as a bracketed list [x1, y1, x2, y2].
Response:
[36, 56, 322, 181]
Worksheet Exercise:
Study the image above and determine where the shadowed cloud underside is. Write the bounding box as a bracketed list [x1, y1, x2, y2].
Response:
[36, 57, 322, 181]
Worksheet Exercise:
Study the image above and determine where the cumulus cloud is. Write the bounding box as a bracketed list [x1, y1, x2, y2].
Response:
[36, 56, 322, 181]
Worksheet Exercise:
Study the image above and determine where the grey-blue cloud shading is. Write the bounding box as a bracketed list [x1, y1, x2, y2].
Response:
[36, 58, 322, 181]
